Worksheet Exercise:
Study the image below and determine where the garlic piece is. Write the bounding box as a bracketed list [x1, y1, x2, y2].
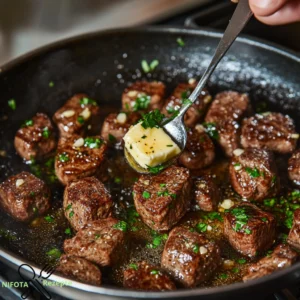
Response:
[195, 124, 205, 133]
[62, 110, 75, 118]
[207, 225, 212, 231]
[234, 164, 242, 171]
[80, 108, 91, 120]
[223, 259, 235, 269]
[221, 199, 235, 209]
[73, 137, 84, 148]
[16, 179, 25, 188]
[233, 148, 244, 156]
[128, 90, 138, 97]
[116, 113, 127, 124]
[188, 78, 196, 85]
[291, 133, 299, 139]
[200, 246, 208, 255]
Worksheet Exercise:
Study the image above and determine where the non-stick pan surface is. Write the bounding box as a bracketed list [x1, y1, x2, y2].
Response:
[0, 27, 300, 299]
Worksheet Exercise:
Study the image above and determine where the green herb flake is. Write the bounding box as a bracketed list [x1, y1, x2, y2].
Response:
[142, 191, 151, 199]
[65, 204, 72, 211]
[182, 99, 192, 106]
[42, 127, 50, 139]
[69, 210, 74, 218]
[95, 234, 101, 240]
[129, 263, 138, 270]
[23, 119, 33, 127]
[133, 95, 151, 111]
[232, 267, 239, 274]
[59, 153, 69, 162]
[261, 217, 268, 222]
[44, 215, 54, 223]
[77, 116, 84, 124]
[245, 167, 261, 178]
[264, 198, 276, 207]
[149, 60, 159, 71]
[84, 137, 103, 149]
[49, 81, 54, 87]
[207, 212, 223, 222]
[244, 228, 252, 234]
[141, 135, 147, 139]
[141, 60, 150, 73]
[80, 97, 97, 106]
[140, 109, 165, 129]
[46, 248, 61, 259]
[192, 244, 199, 254]
[150, 269, 159, 275]
[147, 164, 165, 175]
[109, 134, 116, 143]
[219, 273, 228, 280]
[266, 250, 273, 257]
[33, 207, 38, 213]
[196, 223, 207, 233]
[203, 122, 219, 140]
[237, 258, 247, 264]
[65, 228, 71, 235]
[8, 99, 16, 110]
[114, 177, 122, 184]
[176, 37, 185, 47]
[113, 221, 128, 232]
[160, 183, 166, 187]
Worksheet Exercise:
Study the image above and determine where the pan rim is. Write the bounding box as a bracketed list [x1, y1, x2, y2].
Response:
[0, 26, 300, 298]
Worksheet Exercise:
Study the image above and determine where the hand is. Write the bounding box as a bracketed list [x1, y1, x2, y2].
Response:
[232, 0, 300, 25]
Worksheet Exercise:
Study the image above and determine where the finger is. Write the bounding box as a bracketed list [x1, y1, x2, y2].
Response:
[253, 0, 300, 25]
[249, 0, 289, 16]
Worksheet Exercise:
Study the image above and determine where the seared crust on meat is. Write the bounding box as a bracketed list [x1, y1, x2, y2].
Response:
[243, 244, 298, 281]
[64, 217, 125, 266]
[14, 113, 56, 161]
[53, 94, 100, 137]
[0, 172, 50, 222]
[55, 135, 107, 185]
[122, 81, 166, 112]
[64, 177, 112, 231]
[288, 149, 300, 186]
[178, 125, 215, 169]
[229, 148, 279, 201]
[241, 112, 298, 154]
[162, 82, 211, 127]
[205, 91, 250, 123]
[101, 112, 140, 146]
[194, 175, 221, 211]
[161, 226, 221, 287]
[133, 165, 192, 231]
[224, 203, 276, 257]
[287, 209, 300, 250]
[56, 255, 102, 285]
[123, 261, 176, 291]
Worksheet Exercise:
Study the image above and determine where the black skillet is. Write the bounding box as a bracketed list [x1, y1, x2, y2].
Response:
[0, 27, 300, 299]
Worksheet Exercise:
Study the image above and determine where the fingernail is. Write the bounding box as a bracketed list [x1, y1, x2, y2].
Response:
[251, 0, 274, 8]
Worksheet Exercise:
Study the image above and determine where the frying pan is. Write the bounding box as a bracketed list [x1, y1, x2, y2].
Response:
[0, 27, 300, 300]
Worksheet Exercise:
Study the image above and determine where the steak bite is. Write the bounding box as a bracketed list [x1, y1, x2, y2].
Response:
[14, 113, 56, 161]
[63, 177, 112, 231]
[287, 209, 300, 250]
[288, 150, 300, 186]
[122, 81, 166, 112]
[162, 82, 212, 127]
[229, 148, 279, 201]
[241, 112, 298, 154]
[205, 91, 250, 123]
[55, 135, 107, 185]
[178, 124, 215, 170]
[161, 226, 221, 287]
[56, 255, 102, 285]
[194, 175, 221, 211]
[224, 203, 276, 257]
[123, 261, 176, 291]
[0, 172, 50, 222]
[133, 165, 192, 231]
[53, 94, 100, 137]
[101, 112, 140, 146]
[64, 217, 125, 266]
[243, 244, 298, 281]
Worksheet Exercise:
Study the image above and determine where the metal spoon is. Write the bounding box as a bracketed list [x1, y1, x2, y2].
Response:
[125, 0, 253, 174]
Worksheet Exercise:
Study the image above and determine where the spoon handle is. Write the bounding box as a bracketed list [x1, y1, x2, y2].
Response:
[178, 0, 253, 117]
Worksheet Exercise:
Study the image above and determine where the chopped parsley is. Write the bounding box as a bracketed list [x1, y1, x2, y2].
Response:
[80, 97, 97, 106]
[147, 164, 165, 175]
[142, 191, 151, 199]
[203, 122, 219, 140]
[237, 258, 247, 264]
[133, 95, 151, 111]
[65, 204, 72, 211]
[192, 244, 199, 253]
[196, 223, 207, 233]
[46, 248, 61, 259]
[266, 250, 273, 257]
[141, 60, 159, 73]
[141, 135, 147, 139]
[84, 137, 103, 149]
[49, 81, 54, 87]
[182, 99, 192, 106]
[150, 269, 159, 275]
[150, 60, 159, 70]
[65, 228, 72, 235]
[108, 134, 116, 143]
[69, 211, 74, 218]
[263, 198, 276, 207]
[284, 210, 294, 229]
[129, 263, 138, 270]
[42, 127, 50, 138]
[59, 153, 69, 162]
[205, 212, 223, 222]
[176, 37, 185, 47]
[147, 231, 168, 249]
[8, 99, 16, 110]
[245, 167, 261, 178]
[114, 177, 121, 184]
[140, 109, 165, 129]
[219, 273, 228, 280]
[261, 217, 268, 222]
[113, 221, 128, 232]
[232, 267, 239, 274]
[77, 116, 84, 124]
[23, 119, 33, 127]
[227, 207, 251, 234]
[44, 215, 54, 223]
[95, 234, 101, 240]
[160, 183, 166, 187]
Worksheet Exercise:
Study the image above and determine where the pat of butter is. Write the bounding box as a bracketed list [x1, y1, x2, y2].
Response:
[123, 122, 181, 169]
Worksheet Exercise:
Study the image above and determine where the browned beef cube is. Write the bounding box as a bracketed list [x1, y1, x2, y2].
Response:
[122, 81, 165, 112]
[224, 203, 276, 257]
[123, 261, 176, 291]
[133, 165, 191, 231]
[178, 124, 215, 169]
[229, 148, 279, 201]
[161, 226, 221, 287]
[53, 94, 100, 137]
[63, 177, 112, 231]
[0, 172, 50, 222]
[241, 113, 298, 154]
[287, 209, 300, 250]
[64, 217, 125, 266]
[14, 113, 56, 161]
[100, 112, 140, 146]
[243, 244, 298, 281]
[194, 175, 221, 211]
[288, 150, 300, 186]
[55, 135, 107, 185]
[162, 82, 212, 127]
[56, 255, 102, 285]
